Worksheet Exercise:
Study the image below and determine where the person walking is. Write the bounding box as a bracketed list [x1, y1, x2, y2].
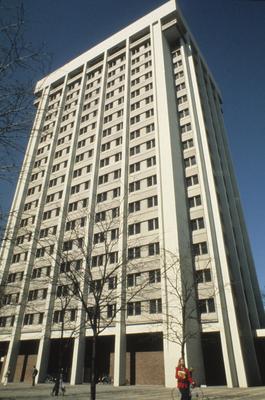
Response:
[59, 369, 66, 396]
[32, 365, 38, 386]
[51, 376, 60, 396]
[175, 357, 195, 400]
[3, 368, 10, 386]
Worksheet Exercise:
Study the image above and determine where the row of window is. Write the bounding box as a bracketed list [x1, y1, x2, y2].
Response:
[129, 174, 157, 193]
[130, 155, 156, 173]
[127, 299, 162, 316]
[128, 242, 160, 259]
[128, 218, 158, 235]
[36, 244, 54, 258]
[97, 187, 120, 203]
[95, 207, 119, 222]
[28, 288, 47, 301]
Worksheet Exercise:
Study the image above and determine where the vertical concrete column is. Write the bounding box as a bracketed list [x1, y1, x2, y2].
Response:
[151, 23, 204, 387]
[70, 52, 109, 385]
[113, 38, 130, 387]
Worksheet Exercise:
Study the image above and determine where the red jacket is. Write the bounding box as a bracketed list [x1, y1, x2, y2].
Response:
[176, 367, 193, 389]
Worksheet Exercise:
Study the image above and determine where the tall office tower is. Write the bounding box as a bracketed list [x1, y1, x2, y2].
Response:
[0, 0, 264, 388]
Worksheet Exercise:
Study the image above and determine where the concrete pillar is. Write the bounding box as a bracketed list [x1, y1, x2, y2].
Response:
[113, 37, 130, 387]
[70, 335, 86, 384]
[36, 336, 50, 383]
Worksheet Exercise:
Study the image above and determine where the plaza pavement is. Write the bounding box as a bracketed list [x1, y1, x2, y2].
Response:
[0, 384, 265, 400]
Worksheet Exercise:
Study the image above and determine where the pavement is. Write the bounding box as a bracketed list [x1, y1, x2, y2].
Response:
[0, 384, 265, 400]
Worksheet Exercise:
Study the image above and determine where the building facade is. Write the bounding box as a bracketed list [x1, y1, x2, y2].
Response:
[0, 0, 264, 388]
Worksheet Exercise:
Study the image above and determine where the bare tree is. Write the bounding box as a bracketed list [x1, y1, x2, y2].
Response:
[0, 0, 49, 168]
[161, 249, 213, 361]
[57, 209, 147, 400]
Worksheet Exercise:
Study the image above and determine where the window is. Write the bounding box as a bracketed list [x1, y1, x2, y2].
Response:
[94, 232, 105, 244]
[148, 218, 159, 231]
[176, 82, 186, 91]
[149, 269, 161, 283]
[28, 289, 38, 301]
[56, 285, 69, 297]
[111, 228, 119, 240]
[178, 94, 188, 104]
[146, 123, 154, 133]
[24, 313, 34, 325]
[147, 195, 158, 208]
[130, 162, 141, 173]
[179, 108, 189, 118]
[109, 252, 118, 264]
[70, 309, 77, 321]
[113, 169, 121, 179]
[186, 175, 199, 187]
[128, 247, 141, 259]
[128, 223, 141, 235]
[183, 139, 194, 150]
[43, 210, 51, 220]
[198, 298, 215, 315]
[130, 145, 140, 156]
[60, 261, 71, 273]
[101, 142, 111, 152]
[113, 187, 120, 198]
[91, 254, 104, 268]
[180, 123, 191, 133]
[112, 207, 120, 218]
[129, 180, 140, 193]
[149, 299, 162, 314]
[53, 310, 64, 323]
[12, 253, 20, 263]
[100, 157, 110, 168]
[39, 313, 44, 324]
[68, 201, 78, 212]
[98, 174, 108, 185]
[184, 156, 196, 168]
[148, 242, 160, 256]
[130, 129, 140, 140]
[188, 195, 201, 208]
[193, 242, 208, 256]
[36, 247, 45, 258]
[147, 175, 157, 187]
[127, 273, 141, 287]
[71, 184, 80, 194]
[95, 211, 106, 222]
[196, 269, 212, 283]
[63, 240, 73, 251]
[108, 276, 117, 290]
[146, 156, 156, 167]
[107, 304, 116, 319]
[97, 192, 107, 203]
[0, 316, 7, 327]
[146, 139, 155, 149]
[128, 201, 141, 213]
[191, 217, 205, 231]
[127, 301, 141, 316]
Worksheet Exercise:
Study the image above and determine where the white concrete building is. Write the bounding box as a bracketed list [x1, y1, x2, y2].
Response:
[0, 0, 264, 388]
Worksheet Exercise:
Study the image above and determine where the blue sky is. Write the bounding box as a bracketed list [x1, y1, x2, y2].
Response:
[2, 0, 264, 291]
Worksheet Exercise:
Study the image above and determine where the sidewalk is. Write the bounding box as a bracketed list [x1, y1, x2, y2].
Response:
[0, 384, 265, 400]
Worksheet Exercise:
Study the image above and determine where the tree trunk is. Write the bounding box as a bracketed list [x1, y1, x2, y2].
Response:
[181, 342, 185, 360]
[58, 312, 65, 373]
[90, 334, 97, 400]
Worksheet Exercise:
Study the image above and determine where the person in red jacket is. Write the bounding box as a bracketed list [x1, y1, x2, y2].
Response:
[175, 358, 194, 400]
